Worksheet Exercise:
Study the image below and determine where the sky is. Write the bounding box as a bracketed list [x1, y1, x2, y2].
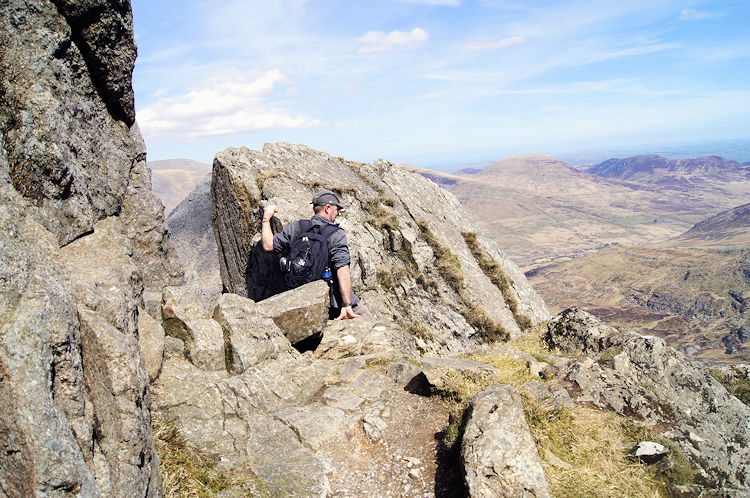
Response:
[131, 0, 750, 170]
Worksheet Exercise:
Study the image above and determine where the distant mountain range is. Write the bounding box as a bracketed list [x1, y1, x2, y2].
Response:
[583, 155, 750, 184]
[410, 153, 750, 270]
[150, 158, 211, 215]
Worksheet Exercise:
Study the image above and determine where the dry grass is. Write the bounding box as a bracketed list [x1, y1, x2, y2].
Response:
[153, 416, 261, 497]
[418, 221, 464, 295]
[450, 339, 689, 495]
[460, 305, 509, 342]
[525, 399, 666, 497]
[377, 264, 408, 290]
[462, 231, 533, 330]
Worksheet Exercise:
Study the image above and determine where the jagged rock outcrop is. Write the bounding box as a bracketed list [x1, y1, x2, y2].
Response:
[166, 175, 222, 311]
[461, 384, 552, 497]
[546, 307, 750, 490]
[1, 0, 180, 495]
[210, 143, 549, 355]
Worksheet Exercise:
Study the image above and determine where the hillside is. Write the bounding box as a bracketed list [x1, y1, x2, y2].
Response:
[414, 154, 750, 271]
[150, 158, 211, 215]
[528, 203, 750, 363]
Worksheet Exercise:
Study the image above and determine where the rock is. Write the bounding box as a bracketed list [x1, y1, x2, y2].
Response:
[461, 384, 552, 498]
[137, 308, 165, 382]
[254, 280, 330, 344]
[244, 415, 332, 496]
[2, 0, 138, 245]
[545, 307, 620, 356]
[315, 320, 418, 360]
[634, 441, 668, 464]
[163, 285, 204, 339]
[528, 359, 556, 379]
[386, 360, 424, 388]
[418, 356, 497, 391]
[209, 143, 549, 355]
[0, 175, 100, 495]
[364, 412, 388, 442]
[166, 175, 222, 311]
[212, 293, 292, 374]
[187, 318, 225, 371]
[548, 308, 750, 488]
[523, 381, 573, 409]
[1, 0, 177, 494]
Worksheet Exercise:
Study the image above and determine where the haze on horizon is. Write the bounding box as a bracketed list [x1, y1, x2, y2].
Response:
[131, 0, 750, 170]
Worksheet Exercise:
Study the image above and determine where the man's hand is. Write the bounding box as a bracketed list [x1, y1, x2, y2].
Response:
[261, 204, 278, 252]
[334, 305, 361, 321]
[263, 204, 278, 222]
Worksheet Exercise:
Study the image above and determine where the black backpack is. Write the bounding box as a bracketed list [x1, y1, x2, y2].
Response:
[283, 220, 340, 289]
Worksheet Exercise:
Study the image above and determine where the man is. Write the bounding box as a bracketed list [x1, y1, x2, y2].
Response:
[261, 189, 370, 321]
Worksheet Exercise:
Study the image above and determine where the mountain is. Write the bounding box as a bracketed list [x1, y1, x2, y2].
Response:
[668, 202, 750, 247]
[528, 203, 750, 363]
[413, 153, 750, 271]
[584, 154, 750, 184]
[150, 158, 211, 215]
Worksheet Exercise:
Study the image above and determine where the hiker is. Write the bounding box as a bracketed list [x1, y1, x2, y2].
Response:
[261, 189, 372, 320]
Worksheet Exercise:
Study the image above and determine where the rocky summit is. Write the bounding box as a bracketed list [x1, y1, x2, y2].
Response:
[3, 1, 750, 497]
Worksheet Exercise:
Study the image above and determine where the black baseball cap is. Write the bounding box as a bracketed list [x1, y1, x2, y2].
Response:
[312, 189, 346, 210]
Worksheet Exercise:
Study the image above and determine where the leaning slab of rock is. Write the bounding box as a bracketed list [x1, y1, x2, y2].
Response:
[254, 280, 330, 344]
[461, 384, 551, 497]
[212, 293, 291, 374]
[418, 356, 497, 391]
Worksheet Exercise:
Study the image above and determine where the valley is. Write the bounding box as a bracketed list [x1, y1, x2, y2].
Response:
[413, 155, 750, 364]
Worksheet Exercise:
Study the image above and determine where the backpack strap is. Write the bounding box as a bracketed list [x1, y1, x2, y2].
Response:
[320, 223, 340, 240]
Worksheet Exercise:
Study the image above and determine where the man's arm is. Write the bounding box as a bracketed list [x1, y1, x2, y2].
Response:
[261, 205, 277, 252]
[334, 264, 361, 320]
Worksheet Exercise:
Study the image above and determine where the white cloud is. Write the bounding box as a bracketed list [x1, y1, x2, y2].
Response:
[357, 28, 429, 54]
[137, 69, 323, 141]
[678, 8, 709, 20]
[457, 35, 524, 51]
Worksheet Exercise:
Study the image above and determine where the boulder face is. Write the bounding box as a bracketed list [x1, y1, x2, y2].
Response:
[211, 143, 550, 355]
[0, 0, 180, 495]
[546, 307, 750, 489]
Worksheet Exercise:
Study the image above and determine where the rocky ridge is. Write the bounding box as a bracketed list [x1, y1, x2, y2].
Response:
[1, 0, 181, 495]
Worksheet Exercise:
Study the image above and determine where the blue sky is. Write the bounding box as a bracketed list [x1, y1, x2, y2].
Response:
[131, 0, 750, 169]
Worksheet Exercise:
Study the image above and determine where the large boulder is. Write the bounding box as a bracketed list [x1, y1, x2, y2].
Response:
[211, 293, 292, 373]
[0, 0, 179, 494]
[210, 143, 550, 355]
[2, 0, 136, 245]
[547, 307, 750, 489]
[461, 384, 552, 497]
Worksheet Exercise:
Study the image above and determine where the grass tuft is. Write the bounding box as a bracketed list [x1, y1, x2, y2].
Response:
[153, 416, 255, 497]
[377, 265, 407, 290]
[462, 231, 532, 331]
[707, 368, 750, 406]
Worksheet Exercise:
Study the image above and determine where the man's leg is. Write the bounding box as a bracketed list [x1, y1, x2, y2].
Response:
[352, 300, 374, 319]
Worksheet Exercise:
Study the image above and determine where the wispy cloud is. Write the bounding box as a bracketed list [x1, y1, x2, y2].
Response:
[137, 69, 322, 141]
[357, 28, 429, 54]
[456, 35, 524, 51]
[678, 8, 709, 20]
[399, 0, 460, 5]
